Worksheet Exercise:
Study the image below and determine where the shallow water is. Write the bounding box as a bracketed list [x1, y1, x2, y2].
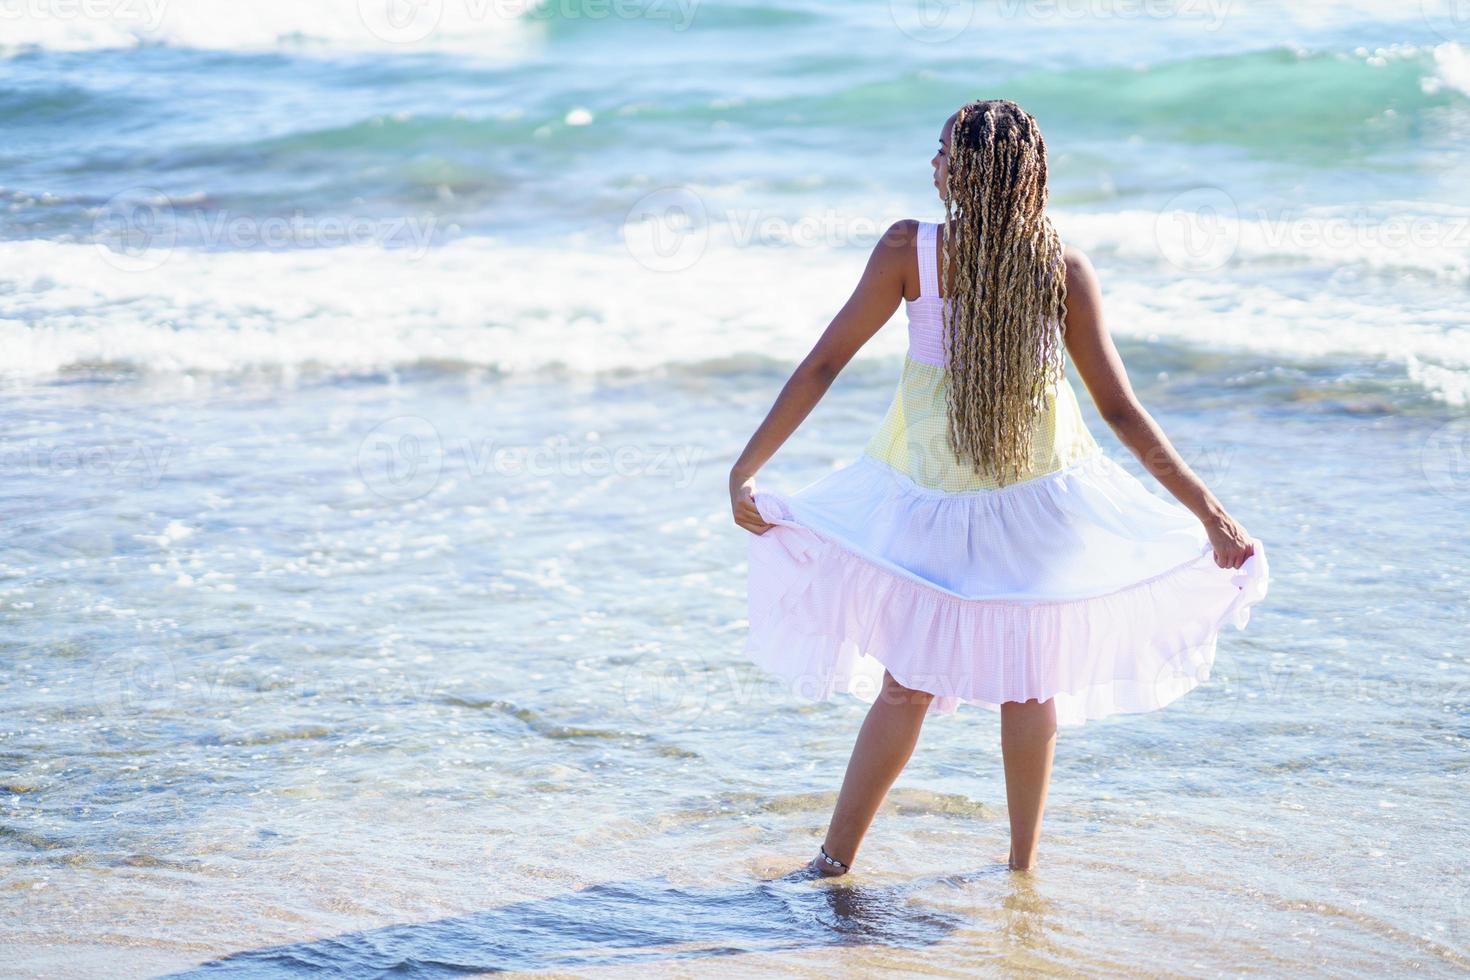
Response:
[4, 354, 1467, 975]
[3, 0, 1469, 976]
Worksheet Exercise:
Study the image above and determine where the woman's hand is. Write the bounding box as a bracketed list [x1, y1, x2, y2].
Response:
[730, 472, 774, 535]
[1204, 512, 1256, 569]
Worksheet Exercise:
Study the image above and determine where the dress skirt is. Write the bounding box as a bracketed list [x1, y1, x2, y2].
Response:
[744, 448, 1269, 726]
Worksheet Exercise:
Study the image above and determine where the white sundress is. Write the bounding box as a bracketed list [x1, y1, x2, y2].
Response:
[743, 221, 1270, 726]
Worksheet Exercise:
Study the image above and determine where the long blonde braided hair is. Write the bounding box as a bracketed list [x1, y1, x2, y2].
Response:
[939, 99, 1068, 485]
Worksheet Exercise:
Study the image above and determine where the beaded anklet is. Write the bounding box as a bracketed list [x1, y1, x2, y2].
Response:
[816, 844, 850, 873]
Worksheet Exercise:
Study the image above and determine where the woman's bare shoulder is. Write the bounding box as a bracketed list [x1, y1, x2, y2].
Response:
[876, 218, 921, 253]
[1063, 243, 1099, 294]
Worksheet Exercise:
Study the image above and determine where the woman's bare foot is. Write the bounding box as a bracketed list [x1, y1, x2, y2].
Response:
[1007, 845, 1037, 872]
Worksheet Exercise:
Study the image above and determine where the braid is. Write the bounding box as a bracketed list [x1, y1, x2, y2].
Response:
[940, 98, 1068, 485]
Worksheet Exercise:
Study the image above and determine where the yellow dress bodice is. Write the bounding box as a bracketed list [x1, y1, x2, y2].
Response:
[863, 356, 1100, 491]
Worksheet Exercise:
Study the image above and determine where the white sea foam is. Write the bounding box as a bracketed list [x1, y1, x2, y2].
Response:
[1103, 277, 1470, 398]
[1056, 203, 1470, 285]
[1424, 41, 1470, 98]
[0, 0, 1457, 57]
[0, 236, 879, 378]
[2, 232, 1466, 404]
[0, 0, 529, 55]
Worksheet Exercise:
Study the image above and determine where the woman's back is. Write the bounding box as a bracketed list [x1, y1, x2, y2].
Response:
[864, 220, 1097, 491]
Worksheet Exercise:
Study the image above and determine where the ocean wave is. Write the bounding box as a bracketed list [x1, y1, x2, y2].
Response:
[6, 40, 1459, 240]
[1, 236, 1465, 406]
[1002, 42, 1469, 157]
[523, 42, 1470, 155]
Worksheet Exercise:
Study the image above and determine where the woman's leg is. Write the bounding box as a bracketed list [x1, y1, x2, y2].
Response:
[1000, 697, 1056, 871]
[816, 670, 935, 874]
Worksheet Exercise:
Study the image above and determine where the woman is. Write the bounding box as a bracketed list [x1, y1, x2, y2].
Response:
[728, 99, 1269, 876]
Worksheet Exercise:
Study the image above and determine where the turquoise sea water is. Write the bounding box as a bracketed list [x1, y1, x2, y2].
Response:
[2, 2, 1468, 975]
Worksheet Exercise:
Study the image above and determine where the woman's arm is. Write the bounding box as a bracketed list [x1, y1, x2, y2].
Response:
[1061, 245, 1256, 569]
[730, 220, 913, 535]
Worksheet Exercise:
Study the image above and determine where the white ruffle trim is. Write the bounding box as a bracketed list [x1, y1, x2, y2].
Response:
[743, 458, 1270, 726]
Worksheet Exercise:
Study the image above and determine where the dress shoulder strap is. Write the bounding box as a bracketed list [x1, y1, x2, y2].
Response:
[916, 221, 940, 300]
